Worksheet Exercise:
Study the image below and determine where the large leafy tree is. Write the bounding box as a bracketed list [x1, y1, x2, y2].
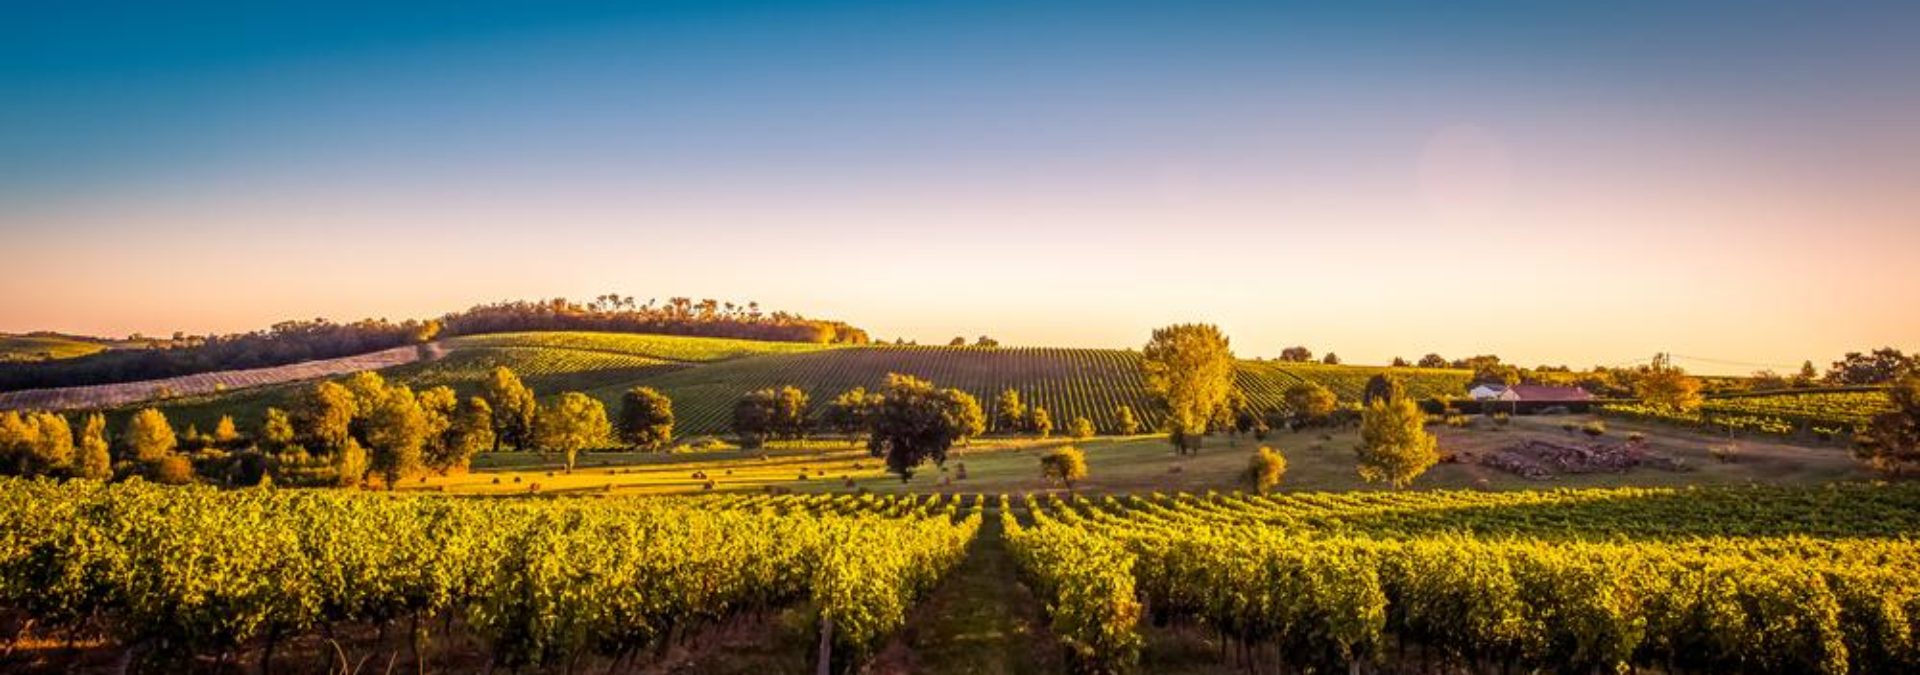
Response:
[1855, 375, 1920, 477]
[364, 384, 429, 489]
[733, 386, 809, 447]
[535, 392, 611, 472]
[1278, 346, 1313, 363]
[482, 366, 538, 451]
[1356, 394, 1438, 489]
[1828, 348, 1915, 385]
[1283, 381, 1338, 427]
[292, 381, 356, 453]
[1142, 324, 1236, 455]
[1417, 354, 1449, 369]
[617, 387, 675, 451]
[259, 407, 296, 450]
[821, 386, 878, 444]
[436, 397, 494, 473]
[867, 373, 973, 479]
[1362, 373, 1406, 407]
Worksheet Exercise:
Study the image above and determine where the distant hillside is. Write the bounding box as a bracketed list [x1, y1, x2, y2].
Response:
[0, 296, 865, 392]
[105, 331, 1471, 437]
[0, 333, 113, 362]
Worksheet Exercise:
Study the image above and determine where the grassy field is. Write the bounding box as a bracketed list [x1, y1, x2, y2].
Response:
[118, 331, 1473, 437]
[394, 412, 1868, 497]
[0, 333, 110, 362]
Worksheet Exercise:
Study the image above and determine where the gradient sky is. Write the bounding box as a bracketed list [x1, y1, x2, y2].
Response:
[4, 1, 1918, 373]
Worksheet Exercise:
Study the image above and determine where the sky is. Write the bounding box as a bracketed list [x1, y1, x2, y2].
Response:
[3, 1, 1918, 374]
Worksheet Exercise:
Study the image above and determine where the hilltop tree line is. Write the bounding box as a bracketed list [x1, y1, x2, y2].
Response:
[0, 295, 867, 393]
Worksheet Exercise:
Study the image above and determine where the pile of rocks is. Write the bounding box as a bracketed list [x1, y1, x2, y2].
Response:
[1480, 439, 1687, 480]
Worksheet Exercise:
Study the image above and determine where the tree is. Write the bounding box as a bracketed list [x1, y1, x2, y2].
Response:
[1855, 375, 1920, 477]
[293, 381, 356, 453]
[949, 336, 968, 347]
[1356, 396, 1438, 489]
[1283, 382, 1337, 426]
[1279, 346, 1313, 362]
[212, 415, 242, 447]
[1142, 324, 1236, 455]
[617, 387, 675, 451]
[1418, 354, 1449, 369]
[433, 397, 493, 473]
[1029, 406, 1053, 438]
[1243, 445, 1287, 492]
[0, 412, 74, 476]
[1322, 352, 1342, 365]
[260, 407, 296, 450]
[950, 390, 986, 444]
[124, 408, 178, 464]
[483, 366, 537, 451]
[1361, 373, 1406, 407]
[535, 392, 611, 472]
[340, 371, 389, 415]
[1040, 446, 1088, 490]
[364, 385, 429, 489]
[1828, 348, 1915, 385]
[1069, 416, 1095, 440]
[821, 387, 878, 444]
[866, 373, 972, 479]
[1637, 357, 1703, 412]
[69, 413, 111, 480]
[975, 336, 1000, 348]
[1114, 405, 1140, 435]
[994, 389, 1027, 434]
[1795, 360, 1820, 387]
[1391, 356, 1410, 367]
[334, 438, 369, 487]
[733, 387, 807, 447]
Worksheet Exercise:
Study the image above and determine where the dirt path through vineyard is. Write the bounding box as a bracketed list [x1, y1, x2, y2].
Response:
[868, 511, 1062, 674]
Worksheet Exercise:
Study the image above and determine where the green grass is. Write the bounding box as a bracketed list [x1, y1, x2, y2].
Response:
[0, 334, 109, 362]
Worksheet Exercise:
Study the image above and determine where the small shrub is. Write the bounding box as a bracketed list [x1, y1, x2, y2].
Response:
[1242, 446, 1287, 492]
[1627, 432, 1646, 444]
[1492, 412, 1511, 427]
[1582, 421, 1607, 437]
[1069, 416, 1096, 440]
[149, 456, 196, 485]
[1040, 446, 1089, 489]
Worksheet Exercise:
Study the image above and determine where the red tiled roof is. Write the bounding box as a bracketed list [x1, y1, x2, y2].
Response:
[1508, 384, 1593, 402]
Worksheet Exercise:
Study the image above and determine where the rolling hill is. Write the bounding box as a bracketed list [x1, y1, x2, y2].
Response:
[98, 331, 1471, 436]
[0, 333, 113, 362]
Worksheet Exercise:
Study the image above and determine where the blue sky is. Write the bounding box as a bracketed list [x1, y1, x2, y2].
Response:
[4, 1, 1918, 370]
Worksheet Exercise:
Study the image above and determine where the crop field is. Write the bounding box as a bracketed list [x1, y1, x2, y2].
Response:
[0, 478, 980, 673]
[1603, 388, 1893, 437]
[1008, 483, 1920, 674]
[0, 344, 439, 413]
[590, 346, 1472, 436]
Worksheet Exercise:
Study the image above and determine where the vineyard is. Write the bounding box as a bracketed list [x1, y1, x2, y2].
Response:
[0, 478, 979, 673]
[107, 332, 1472, 437]
[0, 344, 440, 413]
[594, 346, 1472, 436]
[1601, 388, 1893, 438]
[1005, 483, 1920, 674]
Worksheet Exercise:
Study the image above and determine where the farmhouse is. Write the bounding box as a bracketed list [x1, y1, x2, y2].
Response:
[1468, 383, 1593, 402]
